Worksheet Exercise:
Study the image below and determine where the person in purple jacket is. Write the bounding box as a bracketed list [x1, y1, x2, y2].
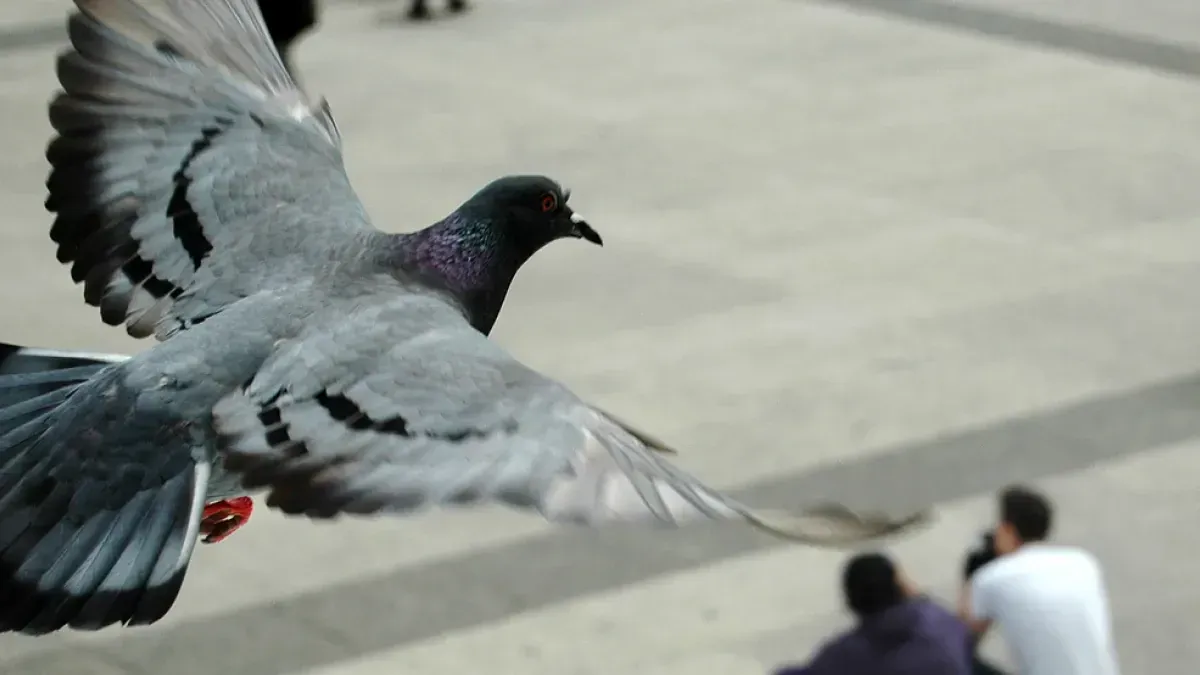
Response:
[772, 552, 973, 675]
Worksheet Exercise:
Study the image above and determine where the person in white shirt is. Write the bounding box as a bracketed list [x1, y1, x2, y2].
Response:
[957, 485, 1120, 675]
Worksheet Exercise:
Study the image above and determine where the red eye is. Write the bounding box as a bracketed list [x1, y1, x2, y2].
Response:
[541, 194, 557, 212]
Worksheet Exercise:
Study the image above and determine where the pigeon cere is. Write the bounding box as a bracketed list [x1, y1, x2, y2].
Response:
[0, 0, 931, 638]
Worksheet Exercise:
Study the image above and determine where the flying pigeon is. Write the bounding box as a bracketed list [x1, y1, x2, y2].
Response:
[0, 0, 931, 636]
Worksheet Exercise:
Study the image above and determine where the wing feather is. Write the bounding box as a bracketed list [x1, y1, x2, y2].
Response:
[213, 290, 930, 545]
[0, 352, 208, 634]
[47, 0, 378, 341]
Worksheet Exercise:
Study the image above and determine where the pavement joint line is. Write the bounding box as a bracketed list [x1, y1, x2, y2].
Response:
[809, 0, 1200, 81]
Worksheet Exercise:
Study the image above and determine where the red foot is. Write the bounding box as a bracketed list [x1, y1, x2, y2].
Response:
[200, 497, 254, 544]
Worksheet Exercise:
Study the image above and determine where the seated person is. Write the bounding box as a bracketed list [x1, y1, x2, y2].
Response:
[773, 552, 971, 675]
[958, 485, 1120, 675]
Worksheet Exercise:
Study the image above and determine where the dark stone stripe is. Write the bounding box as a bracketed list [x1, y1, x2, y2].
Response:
[168, 127, 223, 271]
[810, 0, 1200, 80]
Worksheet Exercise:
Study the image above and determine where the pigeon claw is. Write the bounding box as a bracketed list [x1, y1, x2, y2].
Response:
[200, 497, 254, 544]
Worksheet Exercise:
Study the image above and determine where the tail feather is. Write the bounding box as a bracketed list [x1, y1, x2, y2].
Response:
[0, 341, 208, 634]
[0, 344, 106, 497]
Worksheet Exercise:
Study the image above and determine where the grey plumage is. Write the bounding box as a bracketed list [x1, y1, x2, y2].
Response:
[0, 0, 929, 635]
[0, 345, 207, 633]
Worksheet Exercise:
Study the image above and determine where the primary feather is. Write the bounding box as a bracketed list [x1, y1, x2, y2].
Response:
[47, 0, 354, 340]
[0, 0, 930, 635]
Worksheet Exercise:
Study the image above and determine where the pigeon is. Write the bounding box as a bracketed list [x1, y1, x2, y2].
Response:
[0, 0, 931, 636]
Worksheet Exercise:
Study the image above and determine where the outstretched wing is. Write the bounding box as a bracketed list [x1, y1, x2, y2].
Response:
[212, 284, 929, 544]
[47, 0, 379, 340]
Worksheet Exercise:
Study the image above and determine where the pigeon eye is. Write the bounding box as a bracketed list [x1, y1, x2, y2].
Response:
[540, 194, 557, 212]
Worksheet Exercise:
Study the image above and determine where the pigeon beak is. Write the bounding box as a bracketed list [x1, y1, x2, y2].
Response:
[567, 210, 603, 246]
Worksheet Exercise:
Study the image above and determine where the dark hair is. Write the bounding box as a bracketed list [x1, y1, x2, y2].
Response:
[842, 552, 903, 617]
[999, 485, 1052, 542]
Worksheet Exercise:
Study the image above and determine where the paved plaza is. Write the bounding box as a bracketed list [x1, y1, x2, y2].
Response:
[1, 0, 1199, 672]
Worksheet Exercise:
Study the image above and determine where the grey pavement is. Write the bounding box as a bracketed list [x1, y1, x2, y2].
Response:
[0, 0, 1199, 673]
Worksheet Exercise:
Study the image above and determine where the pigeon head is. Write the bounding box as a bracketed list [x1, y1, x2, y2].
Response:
[398, 175, 603, 335]
[463, 175, 603, 251]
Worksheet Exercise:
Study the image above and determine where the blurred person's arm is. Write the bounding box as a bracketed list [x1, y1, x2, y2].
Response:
[958, 575, 993, 637]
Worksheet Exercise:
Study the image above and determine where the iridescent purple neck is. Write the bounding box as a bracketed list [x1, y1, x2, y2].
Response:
[393, 213, 527, 335]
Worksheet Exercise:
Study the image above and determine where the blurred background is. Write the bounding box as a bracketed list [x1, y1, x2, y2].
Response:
[1, 0, 1199, 673]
